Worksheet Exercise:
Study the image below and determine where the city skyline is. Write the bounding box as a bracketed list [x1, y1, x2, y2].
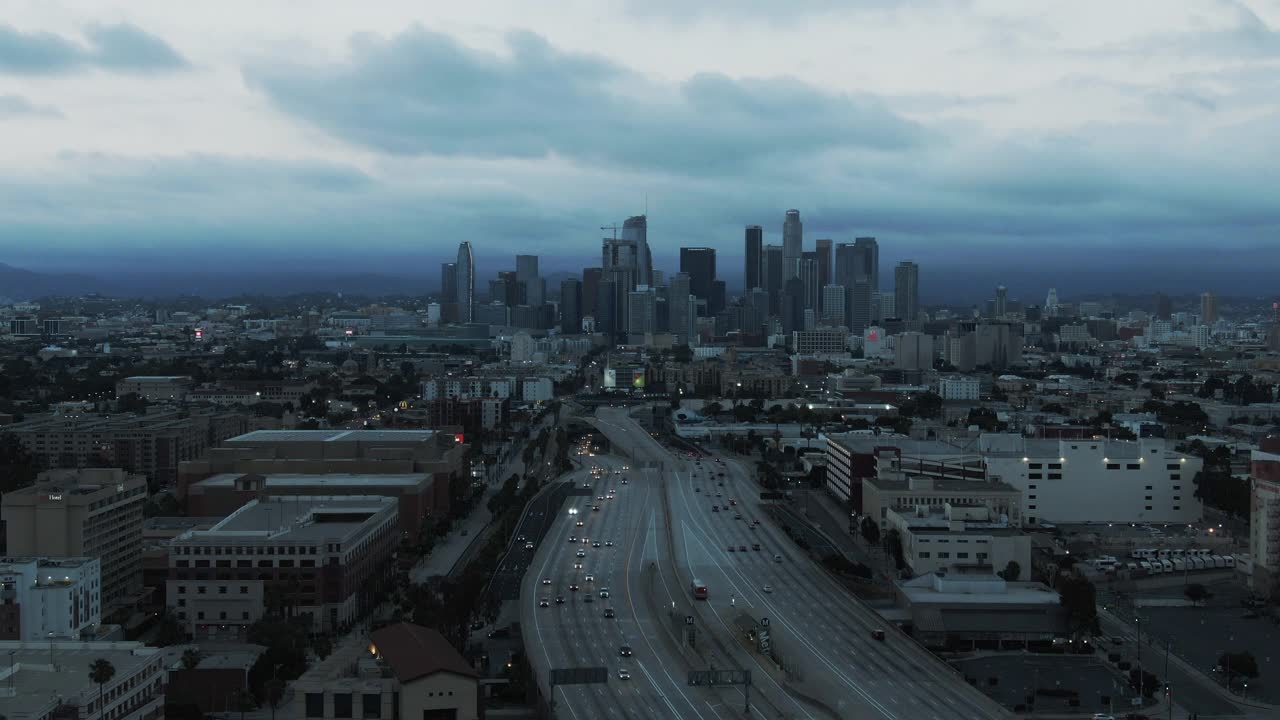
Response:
[1, 2, 1278, 278]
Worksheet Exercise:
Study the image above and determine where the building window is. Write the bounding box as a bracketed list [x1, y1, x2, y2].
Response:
[918, 552, 931, 558]
[220, 611, 227, 620]
[177, 599, 186, 607]
[1028, 484, 1037, 489]
[362, 694, 382, 718]
[197, 611, 205, 620]
[333, 692, 352, 718]
[1028, 505, 1037, 510]
[1170, 474, 1180, 481]
[1028, 473, 1042, 480]
[305, 693, 324, 718]
[957, 553, 969, 559]
[196, 586, 206, 594]
[1145, 485, 1153, 490]
[1029, 463, 1042, 469]
[1028, 495, 1037, 500]
[1145, 496, 1152, 500]
[177, 586, 186, 594]
[1048, 473, 1062, 480]
[1173, 485, 1181, 490]
[937, 552, 950, 559]
[218, 586, 227, 594]
[1173, 496, 1180, 500]
[1166, 464, 1180, 470]
[1173, 506, 1180, 510]
[1127, 464, 1141, 470]
[1145, 506, 1152, 510]
[242, 612, 250, 620]
[240, 586, 249, 594]
[1107, 463, 1120, 470]
[1048, 463, 1062, 470]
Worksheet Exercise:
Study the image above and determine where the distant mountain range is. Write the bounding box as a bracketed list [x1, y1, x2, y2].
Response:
[0, 262, 117, 301]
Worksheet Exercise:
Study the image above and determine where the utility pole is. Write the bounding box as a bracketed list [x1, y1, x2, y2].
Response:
[1165, 640, 1172, 720]
[1136, 613, 1143, 702]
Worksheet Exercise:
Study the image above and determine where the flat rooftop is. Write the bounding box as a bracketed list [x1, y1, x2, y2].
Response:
[189, 496, 397, 543]
[0, 641, 160, 717]
[227, 429, 437, 443]
[195, 472, 428, 489]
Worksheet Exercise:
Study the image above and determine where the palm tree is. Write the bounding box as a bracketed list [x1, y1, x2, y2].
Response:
[88, 658, 115, 720]
[180, 647, 202, 670]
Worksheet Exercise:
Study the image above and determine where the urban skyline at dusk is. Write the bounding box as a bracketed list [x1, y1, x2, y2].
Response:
[1, 1, 1278, 286]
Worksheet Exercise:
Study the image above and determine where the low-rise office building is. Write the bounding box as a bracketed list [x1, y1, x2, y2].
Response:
[0, 640, 166, 720]
[1250, 445, 1280, 597]
[187, 473, 437, 537]
[2, 469, 146, 607]
[0, 557, 101, 640]
[166, 496, 398, 637]
[116, 375, 194, 402]
[885, 504, 1030, 579]
[897, 570, 1065, 647]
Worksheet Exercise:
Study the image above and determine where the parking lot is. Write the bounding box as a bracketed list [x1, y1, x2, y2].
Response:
[1122, 583, 1280, 703]
[952, 654, 1139, 714]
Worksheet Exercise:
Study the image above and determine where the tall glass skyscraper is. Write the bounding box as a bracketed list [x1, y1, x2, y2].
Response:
[782, 209, 802, 280]
[744, 225, 763, 291]
[894, 261, 919, 323]
[456, 242, 474, 323]
[622, 215, 651, 286]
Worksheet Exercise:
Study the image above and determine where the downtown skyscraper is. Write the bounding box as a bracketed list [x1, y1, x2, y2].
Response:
[894, 260, 919, 323]
[456, 242, 474, 323]
[782, 209, 802, 280]
[622, 215, 652, 286]
[744, 225, 763, 291]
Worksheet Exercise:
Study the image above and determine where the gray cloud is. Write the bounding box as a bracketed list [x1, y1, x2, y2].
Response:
[0, 22, 187, 75]
[244, 27, 928, 177]
[0, 94, 63, 118]
[622, 0, 968, 22]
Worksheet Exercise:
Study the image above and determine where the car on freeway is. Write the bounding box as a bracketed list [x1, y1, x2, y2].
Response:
[576, 549, 586, 557]
[584, 574, 594, 582]
[762, 585, 773, 593]
[619, 645, 633, 657]
[575, 520, 584, 527]
[555, 596, 565, 604]
[568, 536, 577, 543]
[871, 629, 886, 641]
[727, 545, 735, 552]
[597, 495, 606, 500]
[621, 479, 628, 484]
[1091, 715, 1116, 720]
[487, 626, 511, 639]
[605, 540, 614, 547]
[604, 608, 615, 618]
[738, 545, 747, 552]
[524, 542, 534, 550]
[593, 505, 601, 511]
[774, 554, 783, 562]
[592, 541, 601, 548]
[715, 492, 722, 497]
[729, 499, 737, 505]
[569, 583, 579, 592]
[600, 588, 610, 598]
[542, 578, 552, 585]
[573, 561, 583, 569]
[539, 598, 550, 607]
[735, 514, 743, 520]
[617, 668, 631, 680]
[751, 543, 761, 551]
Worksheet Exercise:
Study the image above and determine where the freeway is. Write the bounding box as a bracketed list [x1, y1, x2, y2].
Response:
[591, 407, 1011, 720]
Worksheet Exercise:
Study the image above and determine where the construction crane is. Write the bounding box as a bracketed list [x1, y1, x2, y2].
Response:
[601, 224, 621, 240]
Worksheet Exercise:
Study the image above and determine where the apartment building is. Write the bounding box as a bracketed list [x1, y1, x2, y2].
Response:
[885, 504, 1031, 579]
[1250, 446, 1280, 597]
[0, 557, 101, 640]
[980, 434, 1203, 525]
[0, 640, 166, 720]
[2, 469, 146, 606]
[937, 375, 980, 401]
[4, 409, 251, 484]
[166, 496, 398, 637]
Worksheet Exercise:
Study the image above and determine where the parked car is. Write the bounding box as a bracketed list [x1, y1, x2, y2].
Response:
[871, 629, 886, 641]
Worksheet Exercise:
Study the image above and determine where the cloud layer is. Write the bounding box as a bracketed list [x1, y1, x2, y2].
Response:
[0, 22, 187, 74]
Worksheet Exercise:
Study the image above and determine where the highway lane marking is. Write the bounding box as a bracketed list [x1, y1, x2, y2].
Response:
[709, 454, 1003, 720]
[674, 471, 899, 720]
[622, 480, 707, 720]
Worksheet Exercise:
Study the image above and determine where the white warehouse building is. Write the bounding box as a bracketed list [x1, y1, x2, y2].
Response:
[980, 434, 1203, 526]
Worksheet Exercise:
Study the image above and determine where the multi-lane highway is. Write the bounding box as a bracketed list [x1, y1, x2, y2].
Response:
[583, 406, 1012, 720]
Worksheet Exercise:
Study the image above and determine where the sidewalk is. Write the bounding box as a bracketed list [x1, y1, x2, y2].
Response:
[410, 448, 529, 583]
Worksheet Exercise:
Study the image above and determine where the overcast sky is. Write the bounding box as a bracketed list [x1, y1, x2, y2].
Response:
[2, 0, 1278, 282]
